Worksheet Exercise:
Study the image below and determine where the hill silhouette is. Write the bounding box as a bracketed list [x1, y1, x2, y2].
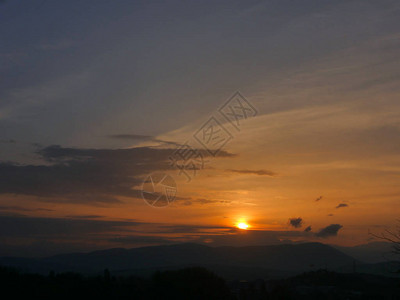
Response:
[0, 242, 359, 277]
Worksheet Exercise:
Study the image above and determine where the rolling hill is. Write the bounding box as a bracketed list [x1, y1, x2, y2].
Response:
[0, 242, 360, 279]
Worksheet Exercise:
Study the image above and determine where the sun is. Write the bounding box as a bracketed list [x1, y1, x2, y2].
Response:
[236, 222, 249, 230]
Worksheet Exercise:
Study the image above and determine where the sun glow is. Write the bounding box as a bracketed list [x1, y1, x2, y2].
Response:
[236, 222, 249, 230]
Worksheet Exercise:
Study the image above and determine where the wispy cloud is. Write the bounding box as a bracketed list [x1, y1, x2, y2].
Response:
[175, 197, 232, 206]
[64, 215, 105, 219]
[108, 134, 181, 146]
[336, 203, 349, 209]
[108, 134, 154, 140]
[0, 205, 54, 212]
[226, 169, 277, 176]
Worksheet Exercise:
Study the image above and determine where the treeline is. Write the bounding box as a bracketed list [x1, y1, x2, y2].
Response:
[0, 266, 233, 299]
[1, 266, 399, 299]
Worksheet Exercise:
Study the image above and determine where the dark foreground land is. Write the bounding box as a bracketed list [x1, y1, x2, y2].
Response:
[0, 266, 399, 299]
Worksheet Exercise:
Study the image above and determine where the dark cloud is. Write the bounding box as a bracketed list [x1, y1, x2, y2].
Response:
[198, 198, 230, 205]
[109, 228, 315, 247]
[108, 235, 181, 245]
[0, 215, 230, 241]
[226, 169, 277, 176]
[196, 198, 217, 204]
[108, 229, 306, 247]
[0, 145, 234, 204]
[64, 215, 104, 219]
[159, 224, 232, 234]
[0, 205, 54, 212]
[336, 203, 349, 209]
[315, 224, 343, 238]
[304, 226, 312, 232]
[0, 214, 318, 256]
[327, 214, 334, 217]
[175, 198, 231, 206]
[108, 134, 154, 140]
[288, 217, 303, 228]
[108, 134, 181, 146]
[178, 200, 193, 206]
[0, 215, 146, 256]
[0, 139, 16, 144]
[315, 196, 323, 201]
[194, 229, 311, 247]
[0, 211, 27, 218]
[0, 215, 141, 238]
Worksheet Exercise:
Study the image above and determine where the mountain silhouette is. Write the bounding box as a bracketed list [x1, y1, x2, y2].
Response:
[0, 242, 360, 278]
[333, 241, 394, 263]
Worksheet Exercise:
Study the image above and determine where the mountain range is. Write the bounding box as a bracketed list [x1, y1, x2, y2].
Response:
[0, 242, 398, 280]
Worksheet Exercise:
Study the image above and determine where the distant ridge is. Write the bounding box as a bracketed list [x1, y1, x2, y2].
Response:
[0, 242, 358, 278]
[332, 242, 394, 263]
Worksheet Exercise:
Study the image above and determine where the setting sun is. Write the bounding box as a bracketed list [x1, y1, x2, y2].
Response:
[237, 222, 249, 230]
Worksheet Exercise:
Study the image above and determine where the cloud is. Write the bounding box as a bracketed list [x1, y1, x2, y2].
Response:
[0, 215, 230, 241]
[315, 224, 343, 238]
[108, 134, 181, 146]
[0, 215, 148, 256]
[0, 214, 321, 255]
[111, 229, 313, 247]
[226, 169, 277, 176]
[315, 196, 323, 201]
[196, 198, 219, 204]
[108, 235, 181, 245]
[108, 134, 153, 140]
[0, 215, 141, 238]
[0, 139, 16, 144]
[175, 198, 231, 206]
[193, 229, 312, 247]
[158, 224, 232, 234]
[288, 217, 303, 228]
[0, 205, 54, 212]
[327, 214, 334, 216]
[0, 145, 234, 204]
[64, 215, 104, 219]
[304, 226, 312, 232]
[335, 203, 349, 209]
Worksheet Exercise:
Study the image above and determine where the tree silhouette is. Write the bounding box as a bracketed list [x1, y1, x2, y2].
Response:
[103, 268, 111, 282]
[370, 220, 400, 256]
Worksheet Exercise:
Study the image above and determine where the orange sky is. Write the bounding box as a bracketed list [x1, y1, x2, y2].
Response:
[1, 1, 400, 256]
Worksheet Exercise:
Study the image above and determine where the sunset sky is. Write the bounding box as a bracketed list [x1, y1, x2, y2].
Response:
[1, 0, 400, 256]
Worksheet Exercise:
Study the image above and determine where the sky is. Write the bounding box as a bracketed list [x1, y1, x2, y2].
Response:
[0, 0, 400, 256]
